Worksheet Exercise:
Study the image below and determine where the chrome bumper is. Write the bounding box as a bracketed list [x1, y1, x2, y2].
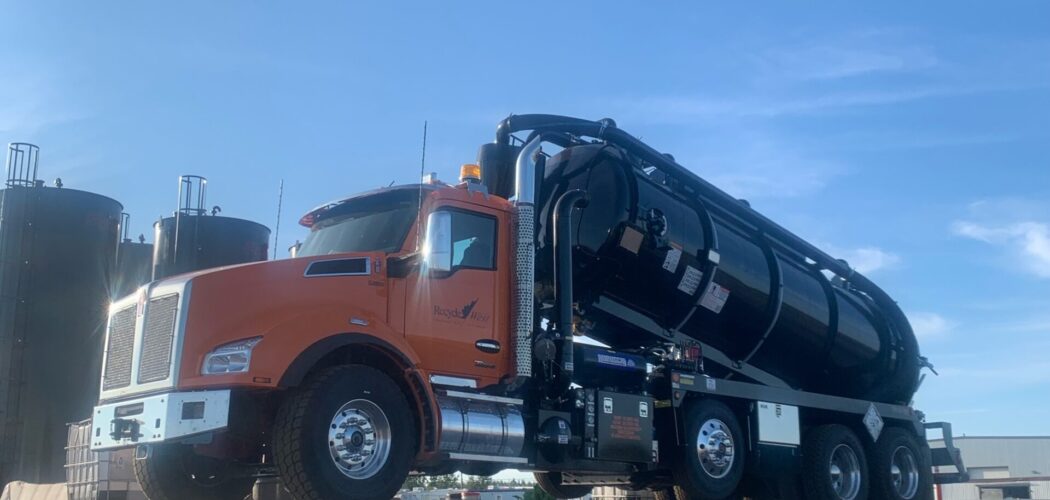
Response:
[90, 390, 231, 451]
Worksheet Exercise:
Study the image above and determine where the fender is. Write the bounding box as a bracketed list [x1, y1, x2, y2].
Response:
[278, 332, 415, 387]
[277, 332, 441, 455]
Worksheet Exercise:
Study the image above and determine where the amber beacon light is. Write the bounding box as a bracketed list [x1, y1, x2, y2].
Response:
[460, 163, 481, 183]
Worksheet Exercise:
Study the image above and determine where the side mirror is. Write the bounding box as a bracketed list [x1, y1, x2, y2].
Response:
[423, 211, 452, 272]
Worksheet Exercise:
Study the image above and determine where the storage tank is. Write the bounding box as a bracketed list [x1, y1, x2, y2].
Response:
[0, 143, 122, 485]
[533, 142, 920, 405]
[151, 175, 270, 280]
[113, 213, 154, 298]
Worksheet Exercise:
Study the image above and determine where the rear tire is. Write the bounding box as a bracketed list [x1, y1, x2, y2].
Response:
[273, 365, 417, 500]
[802, 425, 869, 500]
[133, 444, 253, 500]
[534, 472, 593, 499]
[671, 399, 745, 500]
[870, 427, 933, 500]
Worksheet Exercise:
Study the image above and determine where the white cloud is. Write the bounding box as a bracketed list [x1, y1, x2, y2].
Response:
[682, 133, 843, 200]
[814, 243, 900, 275]
[952, 220, 1050, 279]
[703, 155, 838, 200]
[758, 42, 939, 81]
[838, 246, 901, 274]
[907, 312, 953, 340]
[618, 82, 1043, 124]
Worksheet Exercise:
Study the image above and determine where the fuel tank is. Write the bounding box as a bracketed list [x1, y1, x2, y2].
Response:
[437, 393, 525, 458]
[536, 144, 920, 404]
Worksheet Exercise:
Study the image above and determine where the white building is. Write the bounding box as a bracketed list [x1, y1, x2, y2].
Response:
[933, 436, 1050, 500]
[397, 487, 557, 500]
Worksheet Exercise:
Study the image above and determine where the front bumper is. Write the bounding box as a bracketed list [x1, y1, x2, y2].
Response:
[90, 390, 231, 451]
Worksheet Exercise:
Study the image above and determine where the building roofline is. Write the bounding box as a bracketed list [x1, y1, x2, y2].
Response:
[928, 435, 1050, 441]
[964, 476, 1050, 484]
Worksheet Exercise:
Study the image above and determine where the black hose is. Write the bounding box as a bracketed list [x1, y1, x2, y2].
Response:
[553, 189, 589, 392]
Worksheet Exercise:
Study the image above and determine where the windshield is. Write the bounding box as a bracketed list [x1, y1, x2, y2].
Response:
[298, 190, 420, 256]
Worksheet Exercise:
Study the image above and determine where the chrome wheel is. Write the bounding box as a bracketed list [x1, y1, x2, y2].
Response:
[891, 445, 920, 498]
[829, 443, 862, 499]
[696, 418, 735, 479]
[327, 399, 391, 480]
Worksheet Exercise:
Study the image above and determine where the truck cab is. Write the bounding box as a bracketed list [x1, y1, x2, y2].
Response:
[92, 115, 966, 500]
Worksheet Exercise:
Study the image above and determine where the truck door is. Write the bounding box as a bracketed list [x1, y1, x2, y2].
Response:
[405, 205, 505, 387]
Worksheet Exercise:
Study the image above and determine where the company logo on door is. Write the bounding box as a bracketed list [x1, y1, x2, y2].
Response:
[433, 298, 490, 326]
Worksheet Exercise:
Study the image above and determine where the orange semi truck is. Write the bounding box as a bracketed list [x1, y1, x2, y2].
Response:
[91, 115, 966, 500]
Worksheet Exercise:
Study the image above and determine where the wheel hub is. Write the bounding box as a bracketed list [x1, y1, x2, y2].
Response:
[828, 444, 862, 500]
[891, 445, 920, 498]
[327, 399, 391, 479]
[696, 418, 735, 479]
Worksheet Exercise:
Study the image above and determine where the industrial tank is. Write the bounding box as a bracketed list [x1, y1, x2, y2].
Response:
[535, 143, 920, 405]
[151, 175, 270, 280]
[113, 213, 154, 298]
[0, 143, 122, 484]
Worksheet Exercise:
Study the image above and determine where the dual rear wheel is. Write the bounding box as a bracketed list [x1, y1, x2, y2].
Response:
[668, 399, 931, 500]
[870, 427, 933, 500]
[800, 424, 932, 500]
[801, 424, 869, 500]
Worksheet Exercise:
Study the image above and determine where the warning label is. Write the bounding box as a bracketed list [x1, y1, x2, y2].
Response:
[609, 415, 642, 440]
[662, 248, 682, 272]
[677, 266, 703, 295]
[699, 282, 730, 313]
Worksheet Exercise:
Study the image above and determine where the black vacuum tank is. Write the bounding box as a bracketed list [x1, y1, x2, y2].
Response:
[535, 143, 920, 405]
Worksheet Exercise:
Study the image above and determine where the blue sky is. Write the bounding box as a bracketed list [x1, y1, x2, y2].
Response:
[2, 2, 1049, 436]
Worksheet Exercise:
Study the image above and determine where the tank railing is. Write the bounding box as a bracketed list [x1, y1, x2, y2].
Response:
[495, 114, 922, 402]
[119, 213, 131, 242]
[5, 143, 40, 188]
[177, 175, 208, 216]
[173, 175, 207, 271]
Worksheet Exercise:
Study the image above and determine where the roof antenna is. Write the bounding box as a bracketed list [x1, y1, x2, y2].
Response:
[415, 120, 427, 251]
[273, 179, 284, 259]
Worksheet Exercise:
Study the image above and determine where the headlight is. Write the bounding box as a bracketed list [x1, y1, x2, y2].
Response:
[202, 337, 262, 375]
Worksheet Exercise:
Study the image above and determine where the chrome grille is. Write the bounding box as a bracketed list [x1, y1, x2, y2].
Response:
[101, 306, 137, 390]
[137, 293, 180, 384]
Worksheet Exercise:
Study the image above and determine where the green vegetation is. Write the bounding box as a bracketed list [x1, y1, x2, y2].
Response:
[401, 473, 534, 491]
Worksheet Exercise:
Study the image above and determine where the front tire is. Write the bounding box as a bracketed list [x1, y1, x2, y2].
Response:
[534, 472, 593, 499]
[274, 365, 417, 500]
[802, 425, 869, 500]
[671, 399, 745, 500]
[870, 427, 933, 500]
[133, 444, 253, 500]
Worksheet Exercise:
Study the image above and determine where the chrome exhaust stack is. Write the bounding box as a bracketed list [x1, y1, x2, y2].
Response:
[511, 137, 543, 379]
